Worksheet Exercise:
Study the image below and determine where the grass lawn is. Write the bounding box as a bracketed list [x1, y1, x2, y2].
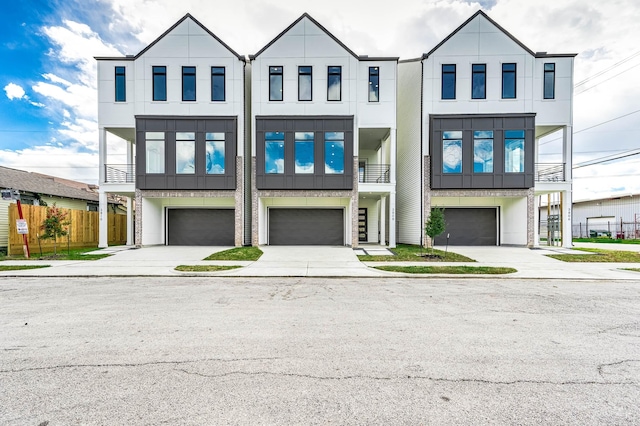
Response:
[573, 238, 640, 245]
[375, 265, 516, 274]
[547, 248, 640, 263]
[358, 244, 474, 262]
[175, 265, 242, 272]
[1, 248, 110, 261]
[204, 247, 263, 261]
[0, 264, 51, 271]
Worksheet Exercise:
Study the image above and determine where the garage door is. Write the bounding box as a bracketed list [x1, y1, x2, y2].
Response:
[167, 209, 234, 246]
[269, 209, 344, 245]
[433, 208, 497, 246]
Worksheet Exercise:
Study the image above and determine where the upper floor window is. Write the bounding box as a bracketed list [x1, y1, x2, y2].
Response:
[206, 132, 225, 174]
[211, 67, 225, 101]
[176, 132, 195, 174]
[325, 132, 345, 174]
[505, 130, 525, 173]
[473, 131, 494, 173]
[502, 63, 516, 99]
[298, 66, 312, 101]
[182, 66, 196, 101]
[295, 132, 314, 173]
[442, 131, 463, 173]
[265, 132, 285, 173]
[328, 66, 342, 101]
[544, 63, 555, 99]
[152, 66, 166, 101]
[269, 66, 283, 101]
[115, 66, 126, 102]
[441, 64, 456, 100]
[145, 132, 165, 173]
[472, 64, 486, 99]
[368, 67, 379, 102]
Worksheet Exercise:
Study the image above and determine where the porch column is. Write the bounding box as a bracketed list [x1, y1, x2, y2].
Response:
[389, 191, 396, 248]
[562, 125, 573, 248]
[380, 196, 386, 245]
[125, 196, 133, 245]
[389, 128, 396, 184]
[533, 195, 541, 247]
[98, 190, 108, 248]
[99, 127, 107, 184]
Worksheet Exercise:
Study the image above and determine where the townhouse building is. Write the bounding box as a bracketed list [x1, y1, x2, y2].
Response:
[397, 11, 575, 248]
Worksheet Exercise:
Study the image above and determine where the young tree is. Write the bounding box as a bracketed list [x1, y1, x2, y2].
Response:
[425, 207, 445, 254]
[40, 203, 70, 255]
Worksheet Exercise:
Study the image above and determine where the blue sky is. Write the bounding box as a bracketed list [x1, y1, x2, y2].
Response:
[1, 0, 639, 201]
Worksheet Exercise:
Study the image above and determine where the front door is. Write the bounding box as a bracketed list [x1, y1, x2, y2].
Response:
[358, 208, 367, 242]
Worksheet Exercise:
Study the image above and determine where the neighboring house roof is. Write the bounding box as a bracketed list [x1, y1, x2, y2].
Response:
[94, 13, 245, 61]
[422, 10, 577, 59]
[0, 166, 100, 202]
[250, 13, 398, 61]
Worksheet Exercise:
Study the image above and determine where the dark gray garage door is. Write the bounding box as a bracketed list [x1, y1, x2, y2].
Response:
[433, 208, 497, 246]
[269, 209, 344, 245]
[167, 209, 234, 246]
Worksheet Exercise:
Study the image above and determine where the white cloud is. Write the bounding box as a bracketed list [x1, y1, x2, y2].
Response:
[4, 82, 26, 100]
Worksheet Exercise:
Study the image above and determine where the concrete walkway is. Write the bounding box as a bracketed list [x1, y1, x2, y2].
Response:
[1, 243, 639, 279]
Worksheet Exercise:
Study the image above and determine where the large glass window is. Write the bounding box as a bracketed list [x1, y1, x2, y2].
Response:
[328, 66, 341, 101]
[298, 66, 312, 101]
[502, 63, 516, 99]
[115, 66, 126, 102]
[269, 66, 283, 101]
[294, 132, 314, 173]
[265, 132, 285, 173]
[325, 132, 345, 174]
[441, 64, 456, 100]
[472, 64, 486, 99]
[544, 63, 555, 99]
[176, 132, 195, 174]
[211, 67, 225, 101]
[206, 133, 225, 174]
[145, 132, 165, 173]
[368, 67, 379, 102]
[442, 131, 462, 173]
[505, 130, 525, 173]
[473, 131, 494, 173]
[182, 66, 196, 101]
[152, 66, 166, 101]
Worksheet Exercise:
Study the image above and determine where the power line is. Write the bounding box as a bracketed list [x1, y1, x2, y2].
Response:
[575, 62, 640, 96]
[574, 50, 640, 87]
[573, 148, 640, 169]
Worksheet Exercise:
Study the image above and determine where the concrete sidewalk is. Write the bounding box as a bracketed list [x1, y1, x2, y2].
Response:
[1, 243, 639, 279]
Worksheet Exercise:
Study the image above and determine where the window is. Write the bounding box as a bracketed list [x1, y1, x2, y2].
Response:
[368, 67, 379, 102]
[294, 132, 314, 173]
[182, 66, 196, 101]
[502, 63, 516, 99]
[441, 64, 456, 100]
[211, 67, 225, 101]
[472, 64, 486, 99]
[328, 66, 341, 101]
[442, 131, 462, 173]
[145, 132, 165, 173]
[206, 133, 225, 174]
[473, 131, 494, 173]
[505, 130, 525, 173]
[176, 132, 195, 174]
[325, 132, 345, 174]
[544, 63, 555, 99]
[265, 132, 285, 173]
[115, 66, 126, 102]
[269, 66, 283, 101]
[298, 66, 312, 101]
[152, 66, 167, 101]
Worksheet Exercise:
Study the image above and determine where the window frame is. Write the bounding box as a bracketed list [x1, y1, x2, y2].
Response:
[368, 66, 379, 102]
[543, 63, 555, 99]
[473, 131, 494, 173]
[269, 66, 283, 101]
[182, 66, 196, 102]
[504, 130, 526, 173]
[471, 64, 486, 100]
[298, 66, 312, 101]
[441, 64, 456, 100]
[501, 63, 516, 99]
[327, 66, 342, 101]
[152, 66, 167, 101]
[115, 66, 126, 102]
[145, 132, 165, 174]
[442, 131, 463, 174]
[294, 132, 314, 174]
[211, 67, 225, 102]
[205, 132, 225, 174]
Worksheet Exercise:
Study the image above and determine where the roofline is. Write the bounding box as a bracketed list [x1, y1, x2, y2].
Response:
[96, 13, 245, 62]
[398, 57, 422, 64]
[421, 10, 577, 59]
[250, 13, 360, 60]
[358, 56, 399, 62]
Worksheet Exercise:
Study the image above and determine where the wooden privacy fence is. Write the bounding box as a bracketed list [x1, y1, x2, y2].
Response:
[8, 204, 126, 255]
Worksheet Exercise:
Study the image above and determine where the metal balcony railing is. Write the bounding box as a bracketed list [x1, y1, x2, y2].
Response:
[535, 163, 566, 182]
[359, 164, 391, 183]
[105, 164, 135, 183]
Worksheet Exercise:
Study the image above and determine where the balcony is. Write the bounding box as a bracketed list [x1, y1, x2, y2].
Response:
[105, 164, 135, 183]
[535, 163, 566, 182]
[358, 164, 390, 183]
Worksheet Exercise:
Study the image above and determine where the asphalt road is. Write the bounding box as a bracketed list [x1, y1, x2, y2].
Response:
[1, 276, 639, 425]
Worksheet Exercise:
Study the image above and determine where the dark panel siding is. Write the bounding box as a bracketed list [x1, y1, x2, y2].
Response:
[434, 208, 498, 245]
[167, 209, 235, 246]
[268, 208, 344, 245]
